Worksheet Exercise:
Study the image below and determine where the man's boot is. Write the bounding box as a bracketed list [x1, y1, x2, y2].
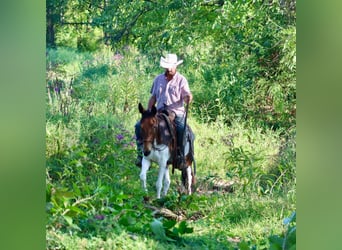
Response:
[135, 142, 143, 168]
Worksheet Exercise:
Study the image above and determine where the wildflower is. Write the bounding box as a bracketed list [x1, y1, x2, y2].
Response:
[116, 134, 124, 141]
[113, 54, 123, 61]
[94, 214, 105, 220]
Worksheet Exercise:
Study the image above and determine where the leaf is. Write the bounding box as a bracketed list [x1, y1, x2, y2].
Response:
[238, 241, 251, 250]
[72, 183, 81, 196]
[286, 226, 296, 245]
[63, 215, 73, 226]
[177, 221, 193, 235]
[55, 189, 74, 200]
[77, 151, 87, 158]
[163, 219, 177, 229]
[69, 205, 85, 216]
[150, 219, 166, 240]
[46, 202, 54, 212]
[283, 211, 296, 225]
[288, 245, 296, 250]
[64, 214, 81, 231]
[268, 235, 283, 249]
[189, 203, 199, 210]
[119, 215, 136, 226]
[150, 219, 175, 242]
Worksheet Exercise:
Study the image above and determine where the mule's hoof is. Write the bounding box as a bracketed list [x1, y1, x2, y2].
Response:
[143, 196, 151, 203]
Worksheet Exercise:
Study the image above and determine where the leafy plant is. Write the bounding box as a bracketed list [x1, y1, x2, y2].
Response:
[150, 218, 193, 243]
[46, 22, 296, 247]
[269, 211, 296, 250]
[225, 146, 266, 194]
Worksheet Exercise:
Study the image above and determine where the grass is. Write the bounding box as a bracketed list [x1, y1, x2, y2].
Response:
[46, 47, 296, 249]
[46, 114, 295, 249]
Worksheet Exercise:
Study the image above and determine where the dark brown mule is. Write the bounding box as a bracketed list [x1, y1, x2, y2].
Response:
[138, 103, 196, 198]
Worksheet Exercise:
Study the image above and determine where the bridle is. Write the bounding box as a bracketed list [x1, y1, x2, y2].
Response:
[141, 116, 168, 152]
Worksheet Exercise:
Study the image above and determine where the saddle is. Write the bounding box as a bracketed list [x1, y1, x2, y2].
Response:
[157, 110, 195, 172]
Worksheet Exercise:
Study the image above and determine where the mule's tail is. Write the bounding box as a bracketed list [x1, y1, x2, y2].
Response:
[189, 128, 196, 176]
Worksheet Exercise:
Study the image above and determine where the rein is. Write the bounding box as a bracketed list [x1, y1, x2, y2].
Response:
[151, 139, 168, 151]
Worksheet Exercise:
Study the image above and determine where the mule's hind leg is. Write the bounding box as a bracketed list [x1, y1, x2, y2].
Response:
[139, 158, 150, 192]
[181, 153, 194, 195]
[180, 165, 192, 195]
[186, 166, 192, 195]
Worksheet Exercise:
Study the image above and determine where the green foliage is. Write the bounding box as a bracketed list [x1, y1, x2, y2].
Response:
[46, 1, 296, 246]
[269, 211, 296, 250]
[47, 0, 296, 129]
[225, 128, 296, 194]
[225, 146, 266, 194]
[150, 218, 193, 243]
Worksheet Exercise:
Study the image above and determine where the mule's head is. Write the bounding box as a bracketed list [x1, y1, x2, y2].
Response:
[139, 103, 157, 156]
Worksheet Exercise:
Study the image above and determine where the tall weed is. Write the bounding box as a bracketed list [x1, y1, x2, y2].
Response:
[46, 47, 295, 248]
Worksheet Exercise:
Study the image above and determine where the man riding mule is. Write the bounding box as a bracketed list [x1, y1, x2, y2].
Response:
[134, 54, 196, 198]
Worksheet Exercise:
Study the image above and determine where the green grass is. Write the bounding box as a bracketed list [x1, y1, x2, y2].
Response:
[46, 47, 296, 249]
[46, 116, 295, 249]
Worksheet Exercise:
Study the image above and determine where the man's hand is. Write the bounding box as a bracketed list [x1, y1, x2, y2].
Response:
[184, 94, 193, 104]
[147, 95, 157, 110]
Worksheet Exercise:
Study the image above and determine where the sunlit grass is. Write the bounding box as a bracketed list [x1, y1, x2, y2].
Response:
[46, 48, 295, 249]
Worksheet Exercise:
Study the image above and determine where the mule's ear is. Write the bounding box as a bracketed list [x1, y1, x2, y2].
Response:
[138, 103, 144, 114]
[151, 105, 157, 115]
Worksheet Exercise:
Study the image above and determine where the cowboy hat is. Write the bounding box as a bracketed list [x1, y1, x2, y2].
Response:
[160, 54, 183, 68]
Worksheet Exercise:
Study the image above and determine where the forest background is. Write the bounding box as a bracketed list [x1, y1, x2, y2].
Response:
[46, 0, 296, 249]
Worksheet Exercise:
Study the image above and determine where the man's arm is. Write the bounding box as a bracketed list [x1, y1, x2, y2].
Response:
[181, 77, 192, 104]
[147, 95, 156, 110]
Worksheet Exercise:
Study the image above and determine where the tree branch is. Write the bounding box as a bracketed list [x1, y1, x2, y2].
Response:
[111, 6, 153, 43]
[144, 204, 185, 221]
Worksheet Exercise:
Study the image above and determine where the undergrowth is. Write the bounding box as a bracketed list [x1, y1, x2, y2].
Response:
[46, 47, 295, 249]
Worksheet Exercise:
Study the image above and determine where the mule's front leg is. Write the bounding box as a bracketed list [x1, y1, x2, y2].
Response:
[156, 164, 167, 199]
[139, 158, 150, 192]
[162, 167, 170, 197]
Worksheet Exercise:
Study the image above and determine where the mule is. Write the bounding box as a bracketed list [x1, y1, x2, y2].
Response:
[138, 103, 196, 199]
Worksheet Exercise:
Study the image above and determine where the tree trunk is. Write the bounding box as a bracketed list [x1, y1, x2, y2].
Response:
[46, 8, 56, 48]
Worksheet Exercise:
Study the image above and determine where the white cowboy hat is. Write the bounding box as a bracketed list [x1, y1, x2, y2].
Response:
[160, 54, 183, 68]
